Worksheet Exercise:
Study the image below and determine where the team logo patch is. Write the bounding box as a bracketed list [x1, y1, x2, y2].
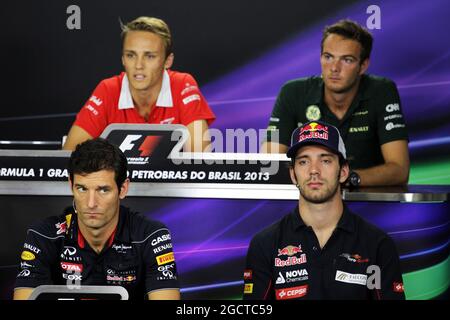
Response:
[275, 285, 308, 300]
[21, 251, 35, 261]
[18, 269, 31, 277]
[55, 221, 67, 235]
[299, 122, 328, 142]
[339, 253, 369, 263]
[278, 245, 302, 257]
[335, 270, 367, 286]
[306, 105, 321, 121]
[276, 269, 308, 284]
[244, 283, 253, 294]
[274, 254, 307, 267]
[61, 262, 83, 273]
[393, 282, 404, 293]
[243, 270, 252, 280]
[156, 252, 175, 265]
[182, 94, 201, 105]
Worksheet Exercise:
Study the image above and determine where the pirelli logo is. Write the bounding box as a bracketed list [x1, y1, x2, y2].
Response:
[156, 252, 175, 266]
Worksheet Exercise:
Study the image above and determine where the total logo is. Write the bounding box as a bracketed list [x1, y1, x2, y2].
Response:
[62, 273, 82, 281]
[275, 285, 308, 300]
[276, 269, 309, 284]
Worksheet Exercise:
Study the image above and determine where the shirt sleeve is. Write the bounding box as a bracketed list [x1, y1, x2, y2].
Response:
[142, 223, 180, 294]
[14, 223, 58, 289]
[73, 81, 110, 138]
[376, 80, 409, 145]
[243, 235, 274, 300]
[266, 83, 298, 147]
[371, 236, 406, 300]
[177, 73, 216, 126]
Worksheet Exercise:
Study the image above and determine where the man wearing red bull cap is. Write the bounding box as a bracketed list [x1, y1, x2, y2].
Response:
[243, 120, 405, 300]
[262, 19, 409, 187]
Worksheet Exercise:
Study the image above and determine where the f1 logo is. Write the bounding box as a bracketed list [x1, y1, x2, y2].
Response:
[119, 135, 142, 153]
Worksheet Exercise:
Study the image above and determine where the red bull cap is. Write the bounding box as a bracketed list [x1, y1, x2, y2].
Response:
[287, 120, 347, 159]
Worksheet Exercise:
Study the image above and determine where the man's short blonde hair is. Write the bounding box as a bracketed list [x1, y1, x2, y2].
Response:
[121, 16, 172, 58]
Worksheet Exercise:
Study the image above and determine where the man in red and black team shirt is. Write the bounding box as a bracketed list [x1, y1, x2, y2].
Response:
[14, 138, 180, 300]
[63, 16, 215, 152]
[243, 120, 405, 300]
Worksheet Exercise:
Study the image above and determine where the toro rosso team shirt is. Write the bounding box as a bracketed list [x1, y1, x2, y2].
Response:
[15, 206, 179, 300]
[74, 69, 216, 138]
[243, 205, 405, 300]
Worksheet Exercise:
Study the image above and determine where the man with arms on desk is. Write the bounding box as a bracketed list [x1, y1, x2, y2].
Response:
[262, 19, 409, 187]
[63, 16, 215, 152]
[14, 138, 180, 300]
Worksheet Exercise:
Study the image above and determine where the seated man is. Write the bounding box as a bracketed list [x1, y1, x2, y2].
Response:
[63, 16, 215, 152]
[14, 138, 180, 300]
[244, 120, 405, 300]
[262, 19, 409, 187]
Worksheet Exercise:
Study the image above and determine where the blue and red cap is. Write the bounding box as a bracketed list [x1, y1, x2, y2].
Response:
[287, 120, 347, 159]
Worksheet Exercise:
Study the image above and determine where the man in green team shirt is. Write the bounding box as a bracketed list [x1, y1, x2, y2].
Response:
[262, 19, 409, 187]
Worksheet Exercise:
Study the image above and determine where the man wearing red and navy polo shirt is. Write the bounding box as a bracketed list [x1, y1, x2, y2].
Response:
[63, 16, 215, 151]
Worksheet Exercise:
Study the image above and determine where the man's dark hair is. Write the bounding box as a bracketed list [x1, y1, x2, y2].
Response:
[68, 138, 128, 190]
[321, 19, 373, 62]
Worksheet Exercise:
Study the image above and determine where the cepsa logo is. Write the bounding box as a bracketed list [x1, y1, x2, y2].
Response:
[119, 135, 163, 163]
